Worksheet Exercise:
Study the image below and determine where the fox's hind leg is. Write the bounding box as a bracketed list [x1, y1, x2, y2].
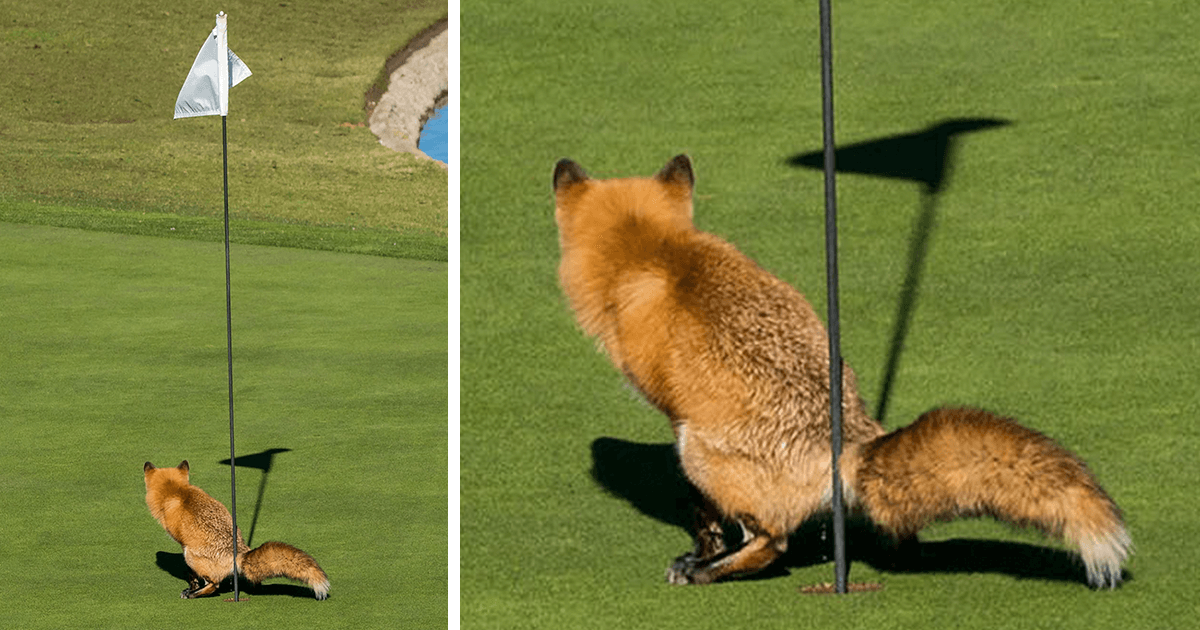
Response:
[180, 556, 224, 599]
[181, 571, 219, 599]
[666, 488, 728, 581]
[666, 514, 787, 585]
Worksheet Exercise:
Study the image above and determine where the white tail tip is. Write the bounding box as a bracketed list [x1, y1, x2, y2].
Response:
[1081, 526, 1132, 589]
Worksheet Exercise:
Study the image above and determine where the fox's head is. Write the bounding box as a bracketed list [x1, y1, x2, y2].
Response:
[551, 155, 702, 350]
[143, 460, 190, 489]
[552, 154, 696, 251]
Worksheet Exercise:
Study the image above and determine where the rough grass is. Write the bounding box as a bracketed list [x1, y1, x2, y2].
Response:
[461, 0, 1199, 628]
[1, 0, 448, 257]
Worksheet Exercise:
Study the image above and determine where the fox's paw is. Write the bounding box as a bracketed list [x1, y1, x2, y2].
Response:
[179, 579, 216, 599]
[665, 552, 714, 585]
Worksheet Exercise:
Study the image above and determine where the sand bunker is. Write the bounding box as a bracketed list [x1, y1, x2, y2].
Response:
[367, 19, 448, 164]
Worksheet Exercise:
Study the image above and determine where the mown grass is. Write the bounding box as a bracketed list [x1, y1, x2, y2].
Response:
[1, 0, 448, 258]
[0, 198, 446, 260]
[0, 224, 447, 629]
[461, 1, 1199, 628]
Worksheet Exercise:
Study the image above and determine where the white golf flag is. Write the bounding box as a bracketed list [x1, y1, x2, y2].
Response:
[174, 12, 251, 119]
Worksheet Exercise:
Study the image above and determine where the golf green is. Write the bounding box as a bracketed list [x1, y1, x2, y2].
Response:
[461, 0, 1198, 628]
[0, 223, 447, 628]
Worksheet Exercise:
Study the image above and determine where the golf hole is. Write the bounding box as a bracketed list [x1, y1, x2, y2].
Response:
[800, 582, 884, 595]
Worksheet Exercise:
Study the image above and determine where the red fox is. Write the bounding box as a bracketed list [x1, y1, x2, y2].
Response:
[143, 461, 330, 599]
[552, 155, 1131, 588]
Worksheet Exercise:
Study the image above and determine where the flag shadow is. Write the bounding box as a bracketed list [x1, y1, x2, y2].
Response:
[590, 435, 1105, 586]
[786, 118, 1011, 193]
[786, 117, 1011, 422]
[217, 447, 293, 547]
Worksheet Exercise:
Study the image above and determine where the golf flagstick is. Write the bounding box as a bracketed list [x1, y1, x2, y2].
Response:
[817, 0, 848, 595]
[173, 11, 252, 602]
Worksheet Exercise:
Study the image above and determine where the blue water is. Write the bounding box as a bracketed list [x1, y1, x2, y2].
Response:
[418, 105, 448, 164]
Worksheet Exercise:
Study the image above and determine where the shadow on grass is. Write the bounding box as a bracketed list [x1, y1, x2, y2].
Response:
[786, 117, 1011, 423]
[153, 552, 320, 599]
[591, 436, 1115, 587]
[217, 447, 293, 546]
[154, 550, 193, 584]
[785, 118, 1011, 193]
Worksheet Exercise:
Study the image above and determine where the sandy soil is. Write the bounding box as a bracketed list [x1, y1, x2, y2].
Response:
[367, 19, 448, 165]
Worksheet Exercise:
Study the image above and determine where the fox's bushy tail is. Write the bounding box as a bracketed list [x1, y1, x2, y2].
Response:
[853, 407, 1131, 588]
[239, 541, 330, 600]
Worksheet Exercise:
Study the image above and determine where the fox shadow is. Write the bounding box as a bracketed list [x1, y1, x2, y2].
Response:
[153, 552, 317, 599]
[590, 436, 1111, 586]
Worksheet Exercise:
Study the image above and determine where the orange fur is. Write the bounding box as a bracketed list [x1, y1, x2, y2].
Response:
[553, 155, 1130, 587]
[856, 408, 1130, 587]
[143, 461, 330, 599]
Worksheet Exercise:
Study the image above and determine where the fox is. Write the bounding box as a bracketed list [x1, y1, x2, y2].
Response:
[552, 154, 1131, 588]
[143, 460, 330, 600]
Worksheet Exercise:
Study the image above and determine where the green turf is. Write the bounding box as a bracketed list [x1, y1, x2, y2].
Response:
[0, 197, 447, 261]
[1, 0, 448, 257]
[1, 1, 448, 625]
[461, 1, 1199, 628]
[0, 223, 447, 628]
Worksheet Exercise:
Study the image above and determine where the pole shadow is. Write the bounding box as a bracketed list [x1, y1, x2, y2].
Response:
[217, 447, 292, 546]
[787, 118, 1011, 422]
[590, 436, 1113, 586]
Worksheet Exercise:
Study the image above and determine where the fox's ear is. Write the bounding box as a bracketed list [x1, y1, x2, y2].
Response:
[144, 461, 154, 472]
[178, 460, 189, 472]
[655, 154, 694, 191]
[553, 159, 589, 192]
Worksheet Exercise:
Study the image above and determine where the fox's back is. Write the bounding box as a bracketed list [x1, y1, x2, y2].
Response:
[145, 465, 235, 550]
[555, 171, 881, 450]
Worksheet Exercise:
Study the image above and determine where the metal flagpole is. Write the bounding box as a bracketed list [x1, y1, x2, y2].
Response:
[222, 112, 240, 603]
[817, 0, 848, 594]
[173, 11, 250, 601]
[215, 11, 241, 602]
